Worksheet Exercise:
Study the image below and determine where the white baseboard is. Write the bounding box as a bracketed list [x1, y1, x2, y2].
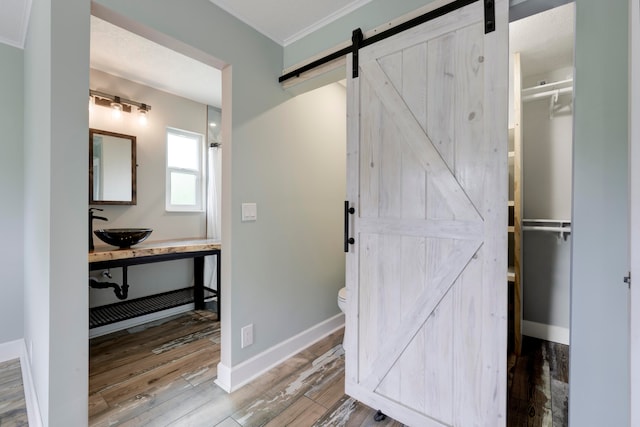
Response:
[0, 339, 42, 427]
[522, 320, 570, 345]
[19, 340, 42, 427]
[215, 313, 345, 393]
[89, 303, 195, 338]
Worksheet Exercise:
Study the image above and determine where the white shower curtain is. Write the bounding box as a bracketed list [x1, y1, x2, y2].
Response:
[204, 144, 220, 299]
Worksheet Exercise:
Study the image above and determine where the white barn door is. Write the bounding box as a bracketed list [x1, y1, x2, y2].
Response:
[344, 1, 508, 425]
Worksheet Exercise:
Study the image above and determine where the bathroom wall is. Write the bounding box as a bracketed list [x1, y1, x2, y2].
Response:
[23, 0, 91, 424]
[89, 68, 208, 307]
[522, 67, 573, 334]
[0, 43, 24, 343]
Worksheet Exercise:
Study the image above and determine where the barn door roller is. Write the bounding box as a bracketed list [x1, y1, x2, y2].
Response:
[484, 0, 496, 33]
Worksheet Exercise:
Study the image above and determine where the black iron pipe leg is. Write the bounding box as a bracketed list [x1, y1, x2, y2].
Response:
[216, 250, 221, 320]
[194, 256, 205, 310]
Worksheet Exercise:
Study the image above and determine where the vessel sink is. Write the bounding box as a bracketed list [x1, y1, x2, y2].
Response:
[94, 228, 153, 248]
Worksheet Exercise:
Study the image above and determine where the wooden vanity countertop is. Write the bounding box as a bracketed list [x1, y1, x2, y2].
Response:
[89, 238, 221, 263]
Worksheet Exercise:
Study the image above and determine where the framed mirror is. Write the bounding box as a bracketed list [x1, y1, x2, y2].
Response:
[89, 128, 137, 205]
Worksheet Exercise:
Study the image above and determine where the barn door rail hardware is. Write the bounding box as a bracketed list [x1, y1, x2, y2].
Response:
[279, 0, 494, 83]
[522, 219, 572, 241]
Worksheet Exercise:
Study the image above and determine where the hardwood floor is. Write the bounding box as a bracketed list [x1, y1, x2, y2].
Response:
[0, 312, 569, 426]
[507, 336, 569, 427]
[0, 358, 29, 426]
[90, 312, 571, 426]
[89, 310, 402, 426]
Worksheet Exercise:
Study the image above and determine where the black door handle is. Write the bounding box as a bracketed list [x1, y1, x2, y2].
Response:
[344, 201, 355, 252]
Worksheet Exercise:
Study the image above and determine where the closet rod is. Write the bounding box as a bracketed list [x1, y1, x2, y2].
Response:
[522, 225, 571, 232]
[522, 219, 571, 224]
[522, 86, 572, 102]
[522, 219, 572, 240]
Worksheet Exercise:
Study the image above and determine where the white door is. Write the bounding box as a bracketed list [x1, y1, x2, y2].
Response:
[344, 1, 508, 425]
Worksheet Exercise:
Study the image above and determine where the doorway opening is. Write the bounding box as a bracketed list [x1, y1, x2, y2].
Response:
[87, 11, 227, 423]
[507, 2, 574, 425]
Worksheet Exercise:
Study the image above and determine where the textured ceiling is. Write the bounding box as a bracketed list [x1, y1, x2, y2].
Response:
[90, 16, 222, 108]
[510, 2, 575, 78]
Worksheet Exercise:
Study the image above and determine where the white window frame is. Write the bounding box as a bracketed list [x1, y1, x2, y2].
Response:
[165, 127, 205, 212]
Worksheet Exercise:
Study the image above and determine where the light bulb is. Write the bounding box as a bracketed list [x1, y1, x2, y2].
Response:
[111, 102, 123, 119]
[138, 108, 148, 125]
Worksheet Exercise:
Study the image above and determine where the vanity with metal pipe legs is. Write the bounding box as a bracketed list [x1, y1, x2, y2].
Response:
[89, 239, 221, 329]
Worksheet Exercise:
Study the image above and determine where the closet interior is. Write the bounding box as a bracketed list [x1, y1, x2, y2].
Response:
[508, 1, 574, 356]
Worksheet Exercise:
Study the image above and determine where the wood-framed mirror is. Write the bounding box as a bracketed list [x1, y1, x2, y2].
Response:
[89, 128, 137, 205]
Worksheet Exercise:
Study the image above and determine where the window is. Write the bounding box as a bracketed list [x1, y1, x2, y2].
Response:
[166, 127, 205, 211]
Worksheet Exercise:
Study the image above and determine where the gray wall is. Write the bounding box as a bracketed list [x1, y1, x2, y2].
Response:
[284, 0, 449, 68]
[89, 69, 206, 307]
[522, 233, 571, 328]
[570, 0, 629, 425]
[522, 68, 573, 330]
[0, 43, 24, 343]
[24, 0, 90, 424]
[227, 82, 346, 357]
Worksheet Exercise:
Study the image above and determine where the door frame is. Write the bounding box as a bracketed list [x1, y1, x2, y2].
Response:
[629, 0, 640, 423]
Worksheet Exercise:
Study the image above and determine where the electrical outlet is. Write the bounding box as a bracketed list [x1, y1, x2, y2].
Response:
[241, 324, 254, 348]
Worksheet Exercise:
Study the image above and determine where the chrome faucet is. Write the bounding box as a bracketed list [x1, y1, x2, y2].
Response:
[89, 208, 108, 251]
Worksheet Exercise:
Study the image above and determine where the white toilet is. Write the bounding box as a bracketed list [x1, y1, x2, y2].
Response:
[337, 287, 347, 314]
[337, 287, 347, 347]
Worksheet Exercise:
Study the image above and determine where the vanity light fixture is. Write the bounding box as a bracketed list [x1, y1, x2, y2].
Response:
[90, 89, 152, 124]
[138, 104, 149, 125]
[111, 96, 123, 119]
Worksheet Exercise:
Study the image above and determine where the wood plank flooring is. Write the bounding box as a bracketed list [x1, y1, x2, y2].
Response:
[89, 311, 402, 426]
[90, 311, 569, 427]
[507, 336, 569, 427]
[0, 312, 569, 426]
[0, 358, 29, 426]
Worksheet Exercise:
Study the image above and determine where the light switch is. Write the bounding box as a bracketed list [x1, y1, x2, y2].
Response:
[241, 203, 257, 221]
